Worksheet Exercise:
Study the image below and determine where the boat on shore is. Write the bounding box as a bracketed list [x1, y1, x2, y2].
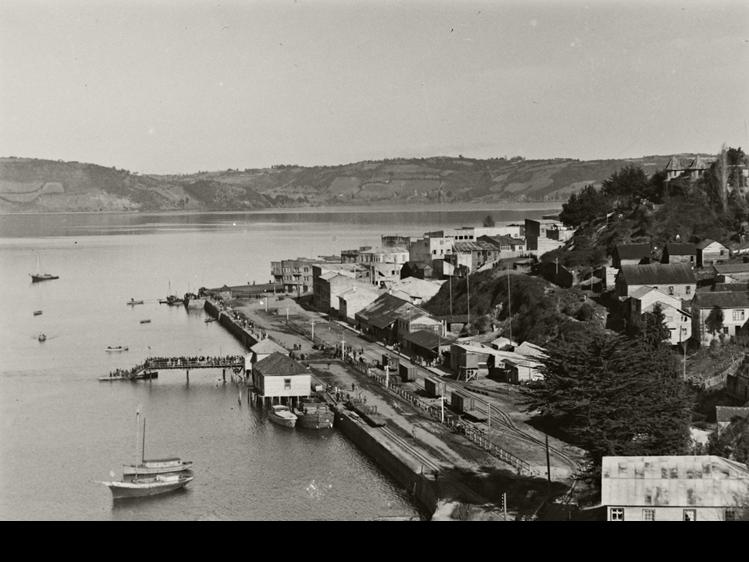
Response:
[105, 345, 129, 352]
[294, 399, 334, 429]
[102, 412, 193, 500]
[268, 404, 297, 428]
[98, 370, 157, 382]
[126, 299, 144, 306]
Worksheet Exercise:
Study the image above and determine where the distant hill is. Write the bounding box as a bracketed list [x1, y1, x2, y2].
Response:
[0, 153, 714, 213]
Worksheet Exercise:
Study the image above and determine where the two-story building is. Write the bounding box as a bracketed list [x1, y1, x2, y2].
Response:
[624, 287, 692, 345]
[691, 291, 749, 345]
[408, 234, 454, 266]
[616, 264, 697, 300]
[602, 455, 749, 521]
[271, 257, 337, 295]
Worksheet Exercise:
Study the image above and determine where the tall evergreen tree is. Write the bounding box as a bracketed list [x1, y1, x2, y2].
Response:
[525, 330, 692, 486]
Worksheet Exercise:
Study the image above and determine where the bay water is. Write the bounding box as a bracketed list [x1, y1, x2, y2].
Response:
[0, 206, 556, 520]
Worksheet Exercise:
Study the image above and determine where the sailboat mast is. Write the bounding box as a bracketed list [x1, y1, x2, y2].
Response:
[142, 417, 146, 464]
[134, 411, 140, 477]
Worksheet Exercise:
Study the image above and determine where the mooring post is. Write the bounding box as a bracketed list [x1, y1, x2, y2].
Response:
[222, 369, 226, 382]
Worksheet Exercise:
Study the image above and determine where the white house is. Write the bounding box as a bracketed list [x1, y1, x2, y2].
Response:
[691, 291, 749, 345]
[602, 455, 749, 521]
[625, 287, 692, 345]
[252, 352, 311, 403]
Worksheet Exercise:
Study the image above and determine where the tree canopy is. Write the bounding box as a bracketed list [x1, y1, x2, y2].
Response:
[524, 327, 692, 485]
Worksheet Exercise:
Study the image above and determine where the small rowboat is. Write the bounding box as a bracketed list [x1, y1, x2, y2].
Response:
[140, 319, 151, 324]
[105, 346, 129, 352]
[33, 310, 43, 316]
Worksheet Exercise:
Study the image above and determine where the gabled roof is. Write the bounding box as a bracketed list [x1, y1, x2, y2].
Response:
[250, 339, 288, 355]
[693, 291, 749, 309]
[453, 240, 497, 253]
[615, 244, 651, 260]
[665, 243, 696, 256]
[515, 341, 548, 360]
[665, 156, 684, 171]
[619, 263, 696, 285]
[355, 293, 412, 329]
[402, 329, 456, 350]
[254, 352, 308, 377]
[696, 238, 727, 250]
[715, 406, 749, 424]
[601, 455, 749, 507]
[714, 263, 749, 274]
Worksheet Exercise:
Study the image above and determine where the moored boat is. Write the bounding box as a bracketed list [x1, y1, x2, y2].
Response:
[268, 404, 297, 428]
[122, 458, 193, 478]
[126, 299, 144, 306]
[183, 292, 206, 310]
[103, 473, 194, 499]
[105, 345, 129, 352]
[38, 333, 47, 342]
[33, 310, 43, 316]
[294, 400, 334, 430]
[98, 370, 157, 382]
[102, 411, 193, 500]
[30, 255, 58, 282]
[139, 319, 151, 324]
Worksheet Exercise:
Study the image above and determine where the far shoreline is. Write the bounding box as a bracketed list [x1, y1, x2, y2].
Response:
[0, 201, 562, 217]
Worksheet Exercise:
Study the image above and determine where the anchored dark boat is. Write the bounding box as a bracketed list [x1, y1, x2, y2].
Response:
[294, 399, 334, 429]
[126, 299, 144, 306]
[30, 255, 58, 283]
[105, 345, 129, 352]
[98, 370, 157, 382]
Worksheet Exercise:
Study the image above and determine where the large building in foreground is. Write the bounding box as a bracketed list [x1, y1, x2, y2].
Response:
[602, 455, 749, 522]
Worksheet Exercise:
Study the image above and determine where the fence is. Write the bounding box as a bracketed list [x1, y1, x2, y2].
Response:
[350, 360, 533, 476]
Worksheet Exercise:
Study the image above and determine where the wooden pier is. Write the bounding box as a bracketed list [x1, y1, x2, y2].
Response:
[122, 355, 246, 383]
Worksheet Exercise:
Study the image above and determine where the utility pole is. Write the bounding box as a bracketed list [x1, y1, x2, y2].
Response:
[385, 364, 389, 389]
[508, 268, 512, 343]
[466, 271, 471, 327]
[545, 433, 552, 486]
[440, 384, 445, 424]
[311, 320, 315, 342]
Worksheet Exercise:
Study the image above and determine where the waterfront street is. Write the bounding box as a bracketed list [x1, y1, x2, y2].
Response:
[220, 293, 585, 514]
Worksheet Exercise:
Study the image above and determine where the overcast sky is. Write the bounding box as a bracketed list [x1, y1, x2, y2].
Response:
[1, 0, 747, 174]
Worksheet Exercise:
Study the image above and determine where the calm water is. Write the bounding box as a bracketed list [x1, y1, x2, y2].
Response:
[0, 207, 555, 520]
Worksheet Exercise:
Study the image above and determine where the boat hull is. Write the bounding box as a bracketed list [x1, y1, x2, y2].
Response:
[104, 476, 193, 499]
[98, 372, 158, 382]
[268, 413, 297, 428]
[30, 274, 59, 283]
[184, 298, 206, 310]
[297, 415, 334, 429]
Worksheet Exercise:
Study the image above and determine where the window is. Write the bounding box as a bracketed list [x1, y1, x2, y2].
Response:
[733, 310, 745, 322]
[642, 509, 655, 521]
[725, 509, 737, 521]
[686, 286, 691, 295]
[683, 509, 696, 521]
[668, 286, 675, 295]
[723, 326, 729, 335]
[283, 378, 291, 390]
[610, 507, 624, 521]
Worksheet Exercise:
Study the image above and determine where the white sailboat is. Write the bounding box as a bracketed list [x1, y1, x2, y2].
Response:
[102, 411, 193, 499]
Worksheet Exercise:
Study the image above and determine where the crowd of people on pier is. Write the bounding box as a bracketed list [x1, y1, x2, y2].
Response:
[146, 355, 244, 368]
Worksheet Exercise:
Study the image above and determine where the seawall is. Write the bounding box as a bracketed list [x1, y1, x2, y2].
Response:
[333, 408, 439, 518]
[205, 299, 259, 349]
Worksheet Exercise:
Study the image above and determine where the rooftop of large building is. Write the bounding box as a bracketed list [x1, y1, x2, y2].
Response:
[619, 263, 697, 285]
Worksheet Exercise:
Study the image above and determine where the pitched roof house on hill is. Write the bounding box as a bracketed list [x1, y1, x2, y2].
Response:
[661, 243, 696, 266]
[616, 263, 697, 300]
[612, 244, 652, 268]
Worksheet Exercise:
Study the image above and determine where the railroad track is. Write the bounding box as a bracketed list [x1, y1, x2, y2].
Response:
[380, 426, 441, 473]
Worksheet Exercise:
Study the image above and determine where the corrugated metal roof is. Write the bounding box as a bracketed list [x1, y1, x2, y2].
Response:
[693, 291, 749, 309]
[715, 406, 749, 424]
[254, 352, 308, 377]
[714, 263, 749, 274]
[601, 455, 749, 507]
[620, 263, 696, 285]
[355, 293, 412, 329]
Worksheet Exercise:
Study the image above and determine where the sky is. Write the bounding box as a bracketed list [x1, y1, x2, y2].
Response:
[1, 0, 748, 174]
